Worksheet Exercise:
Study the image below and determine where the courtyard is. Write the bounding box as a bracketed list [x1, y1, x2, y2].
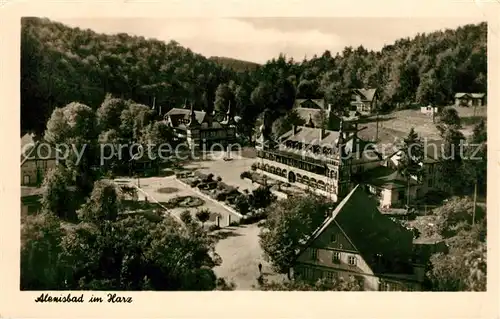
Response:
[115, 152, 285, 289]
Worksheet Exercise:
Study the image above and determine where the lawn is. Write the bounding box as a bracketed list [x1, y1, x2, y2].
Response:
[357, 106, 487, 148]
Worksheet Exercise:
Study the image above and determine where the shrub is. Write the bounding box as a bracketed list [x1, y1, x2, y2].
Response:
[229, 220, 240, 227]
[250, 185, 274, 209]
[180, 210, 193, 224]
[234, 194, 250, 215]
[251, 163, 257, 171]
[207, 224, 221, 232]
[216, 193, 227, 201]
[240, 171, 251, 180]
[216, 176, 222, 182]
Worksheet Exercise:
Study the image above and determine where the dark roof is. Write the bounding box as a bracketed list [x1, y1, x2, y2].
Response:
[295, 98, 325, 109]
[454, 92, 485, 99]
[165, 108, 206, 127]
[363, 166, 418, 189]
[21, 133, 59, 165]
[299, 185, 414, 273]
[353, 88, 377, 102]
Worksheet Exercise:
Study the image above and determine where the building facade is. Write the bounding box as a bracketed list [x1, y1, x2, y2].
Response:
[21, 133, 58, 186]
[454, 93, 486, 107]
[350, 88, 379, 115]
[164, 102, 237, 151]
[255, 121, 382, 202]
[293, 185, 425, 291]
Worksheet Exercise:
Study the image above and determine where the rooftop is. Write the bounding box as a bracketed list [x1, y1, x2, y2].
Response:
[299, 185, 415, 275]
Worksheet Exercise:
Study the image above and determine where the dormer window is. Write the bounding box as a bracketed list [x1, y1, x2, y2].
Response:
[330, 233, 338, 243]
[348, 255, 357, 266]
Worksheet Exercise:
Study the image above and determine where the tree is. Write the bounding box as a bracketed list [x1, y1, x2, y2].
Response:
[214, 83, 234, 114]
[234, 194, 250, 215]
[436, 127, 466, 195]
[250, 186, 275, 209]
[427, 231, 486, 291]
[21, 212, 65, 290]
[97, 94, 129, 132]
[59, 215, 222, 290]
[40, 166, 77, 220]
[437, 107, 461, 135]
[77, 179, 122, 222]
[397, 128, 424, 207]
[44, 102, 100, 196]
[45, 102, 98, 145]
[196, 209, 211, 227]
[433, 197, 485, 238]
[323, 83, 351, 115]
[120, 102, 154, 142]
[259, 195, 332, 276]
[461, 120, 487, 194]
[296, 79, 318, 98]
[272, 109, 305, 137]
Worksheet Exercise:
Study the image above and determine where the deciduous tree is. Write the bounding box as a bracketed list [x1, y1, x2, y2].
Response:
[259, 195, 332, 275]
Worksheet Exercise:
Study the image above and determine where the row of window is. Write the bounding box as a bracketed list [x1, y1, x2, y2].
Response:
[310, 248, 358, 266]
[296, 267, 364, 286]
[379, 281, 414, 291]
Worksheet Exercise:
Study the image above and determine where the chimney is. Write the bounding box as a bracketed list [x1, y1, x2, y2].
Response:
[327, 103, 332, 113]
[292, 125, 298, 135]
[319, 128, 325, 141]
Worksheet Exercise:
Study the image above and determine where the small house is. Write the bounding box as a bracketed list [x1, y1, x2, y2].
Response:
[454, 93, 486, 107]
[350, 88, 379, 115]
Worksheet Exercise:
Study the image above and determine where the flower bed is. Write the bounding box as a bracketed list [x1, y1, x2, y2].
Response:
[177, 171, 277, 225]
[165, 195, 205, 208]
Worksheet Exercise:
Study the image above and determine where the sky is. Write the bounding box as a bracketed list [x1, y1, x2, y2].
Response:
[57, 17, 486, 64]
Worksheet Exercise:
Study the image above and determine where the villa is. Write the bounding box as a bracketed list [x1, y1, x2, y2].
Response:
[164, 102, 237, 151]
[292, 185, 426, 291]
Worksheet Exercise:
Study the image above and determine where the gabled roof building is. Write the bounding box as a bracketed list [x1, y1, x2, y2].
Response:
[292, 185, 426, 291]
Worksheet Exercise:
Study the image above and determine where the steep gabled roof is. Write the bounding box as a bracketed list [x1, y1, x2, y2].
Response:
[295, 98, 325, 110]
[297, 185, 414, 273]
[353, 88, 378, 102]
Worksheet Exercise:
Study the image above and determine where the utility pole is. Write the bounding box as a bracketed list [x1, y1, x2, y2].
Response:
[375, 110, 379, 142]
[472, 181, 477, 225]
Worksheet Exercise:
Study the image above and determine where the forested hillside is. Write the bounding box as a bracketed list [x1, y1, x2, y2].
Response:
[209, 56, 260, 72]
[22, 17, 487, 136]
[21, 18, 235, 134]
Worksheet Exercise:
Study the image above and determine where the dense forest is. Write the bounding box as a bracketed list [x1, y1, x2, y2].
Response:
[209, 56, 260, 72]
[22, 17, 487, 136]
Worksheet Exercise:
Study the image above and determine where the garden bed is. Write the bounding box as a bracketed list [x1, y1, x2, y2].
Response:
[177, 171, 277, 225]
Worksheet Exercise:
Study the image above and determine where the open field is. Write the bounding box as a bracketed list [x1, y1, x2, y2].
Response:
[357, 106, 487, 148]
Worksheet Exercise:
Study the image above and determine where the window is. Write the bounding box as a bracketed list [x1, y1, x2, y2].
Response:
[303, 267, 313, 280]
[379, 281, 389, 291]
[326, 271, 336, 282]
[23, 175, 30, 185]
[348, 255, 357, 266]
[332, 251, 341, 263]
[310, 248, 318, 261]
[330, 233, 338, 243]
